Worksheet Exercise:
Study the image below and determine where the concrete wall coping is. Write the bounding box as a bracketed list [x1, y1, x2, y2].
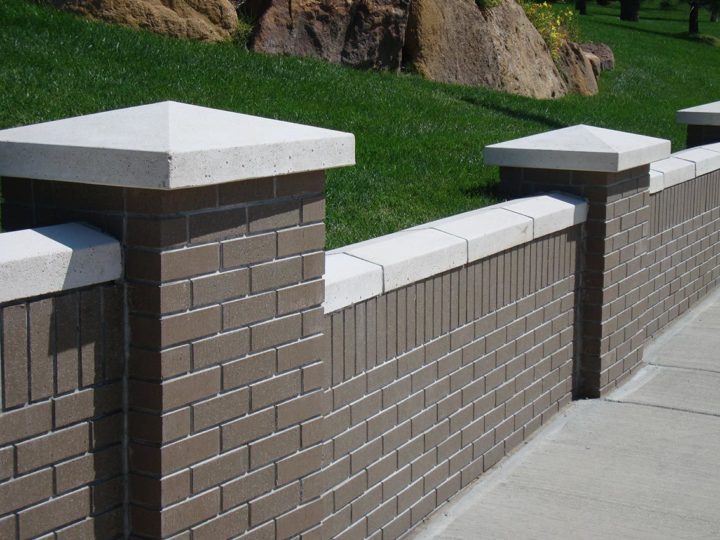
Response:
[484, 124, 670, 172]
[677, 101, 720, 126]
[324, 193, 588, 313]
[0, 223, 122, 304]
[0, 101, 355, 190]
[649, 145, 720, 194]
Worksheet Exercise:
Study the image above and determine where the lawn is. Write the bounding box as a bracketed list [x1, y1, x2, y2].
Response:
[0, 0, 718, 247]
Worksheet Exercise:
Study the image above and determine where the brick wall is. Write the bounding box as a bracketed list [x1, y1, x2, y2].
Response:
[319, 228, 579, 539]
[0, 284, 124, 539]
[645, 169, 720, 338]
[686, 124, 720, 147]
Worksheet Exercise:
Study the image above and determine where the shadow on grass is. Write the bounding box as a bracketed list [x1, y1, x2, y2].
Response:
[594, 19, 719, 45]
[459, 96, 569, 130]
[461, 180, 501, 201]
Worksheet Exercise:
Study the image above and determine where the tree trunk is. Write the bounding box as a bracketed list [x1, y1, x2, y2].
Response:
[711, 1, 719, 22]
[596, 0, 611, 5]
[576, 0, 587, 14]
[689, 1, 699, 33]
[620, 0, 640, 21]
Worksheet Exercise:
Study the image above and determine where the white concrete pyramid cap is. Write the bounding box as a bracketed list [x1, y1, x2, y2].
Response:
[484, 124, 670, 172]
[677, 101, 720, 126]
[0, 101, 355, 189]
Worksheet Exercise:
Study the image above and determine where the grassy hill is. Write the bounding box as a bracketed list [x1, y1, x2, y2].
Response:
[1, 0, 718, 247]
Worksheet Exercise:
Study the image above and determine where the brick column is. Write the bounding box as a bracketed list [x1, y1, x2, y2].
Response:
[485, 125, 670, 397]
[677, 101, 720, 147]
[0, 102, 354, 538]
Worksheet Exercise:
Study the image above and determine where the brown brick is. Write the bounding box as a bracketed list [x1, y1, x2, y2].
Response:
[126, 216, 187, 248]
[251, 314, 302, 352]
[29, 298, 54, 401]
[90, 475, 122, 514]
[189, 207, 248, 244]
[130, 429, 219, 476]
[126, 244, 219, 282]
[0, 468, 53, 515]
[128, 344, 190, 381]
[55, 446, 122, 494]
[192, 269, 249, 307]
[192, 446, 249, 493]
[17, 423, 89, 474]
[219, 177, 274, 205]
[54, 382, 122, 427]
[131, 367, 220, 412]
[132, 488, 220, 538]
[301, 196, 325, 224]
[249, 200, 300, 233]
[249, 481, 300, 527]
[222, 465, 275, 511]
[251, 257, 303, 293]
[276, 171, 325, 198]
[222, 233, 276, 269]
[18, 487, 90, 539]
[252, 371, 301, 410]
[277, 224, 325, 257]
[277, 391, 324, 429]
[125, 185, 217, 214]
[222, 408, 275, 451]
[193, 388, 250, 431]
[250, 427, 300, 469]
[193, 328, 249, 369]
[53, 294, 79, 394]
[223, 292, 276, 330]
[276, 497, 324, 538]
[130, 470, 191, 507]
[278, 280, 324, 315]
[0, 447, 13, 481]
[130, 306, 221, 348]
[2, 303, 29, 407]
[277, 445, 323, 486]
[223, 350, 276, 390]
[192, 504, 249, 540]
[129, 281, 191, 315]
[129, 408, 191, 444]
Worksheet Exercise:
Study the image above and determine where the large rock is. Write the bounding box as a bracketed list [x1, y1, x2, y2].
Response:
[50, 0, 239, 41]
[403, 0, 568, 99]
[556, 41, 599, 97]
[251, 0, 412, 71]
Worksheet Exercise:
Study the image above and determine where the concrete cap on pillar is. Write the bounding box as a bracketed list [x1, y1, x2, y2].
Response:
[0, 101, 355, 189]
[484, 124, 670, 172]
[677, 101, 720, 126]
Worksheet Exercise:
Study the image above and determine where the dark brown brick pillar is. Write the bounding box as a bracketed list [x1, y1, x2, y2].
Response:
[686, 124, 720, 147]
[499, 166, 652, 397]
[120, 173, 327, 538]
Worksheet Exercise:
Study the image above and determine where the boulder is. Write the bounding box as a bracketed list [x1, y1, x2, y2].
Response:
[50, 0, 239, 41]
[579, 42, 615, 72]
[556, 41, 599, 97]
[583, 51, 602, 79]
[251, 0, 412, 71]
[403, 0, 568, 99]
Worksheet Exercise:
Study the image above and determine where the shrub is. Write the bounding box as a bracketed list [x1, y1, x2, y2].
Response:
[234, 13, 254, 48]
[523, 1, 578, 59]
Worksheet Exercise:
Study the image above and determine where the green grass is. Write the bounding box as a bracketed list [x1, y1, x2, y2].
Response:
[1, 0, 719, 247]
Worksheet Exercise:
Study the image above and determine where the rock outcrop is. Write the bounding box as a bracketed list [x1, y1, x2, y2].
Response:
[50, 0, 239, 41]
[579, 42, 616, 72]
[556, 41, 599, 96]
[403, 0, 568, 99]
[250, 0, 412, 71]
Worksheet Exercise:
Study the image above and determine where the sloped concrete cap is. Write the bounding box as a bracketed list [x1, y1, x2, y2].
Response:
[677, 101, 720, 126]
[484, 124, 670, 172]
[0, 223, 122, 304]
[0, 101, 355, 189]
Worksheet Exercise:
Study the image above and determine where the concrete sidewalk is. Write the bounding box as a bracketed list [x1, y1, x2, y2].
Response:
[409, 288, 720, 540]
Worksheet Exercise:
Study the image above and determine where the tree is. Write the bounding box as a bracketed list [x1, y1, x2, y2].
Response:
[620, 0, 641, 20]
[689, 0, 700, 32]
[576, 0, 588, 15]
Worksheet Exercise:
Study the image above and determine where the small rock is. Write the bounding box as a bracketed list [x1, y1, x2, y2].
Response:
[579, 42, 615, 72]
